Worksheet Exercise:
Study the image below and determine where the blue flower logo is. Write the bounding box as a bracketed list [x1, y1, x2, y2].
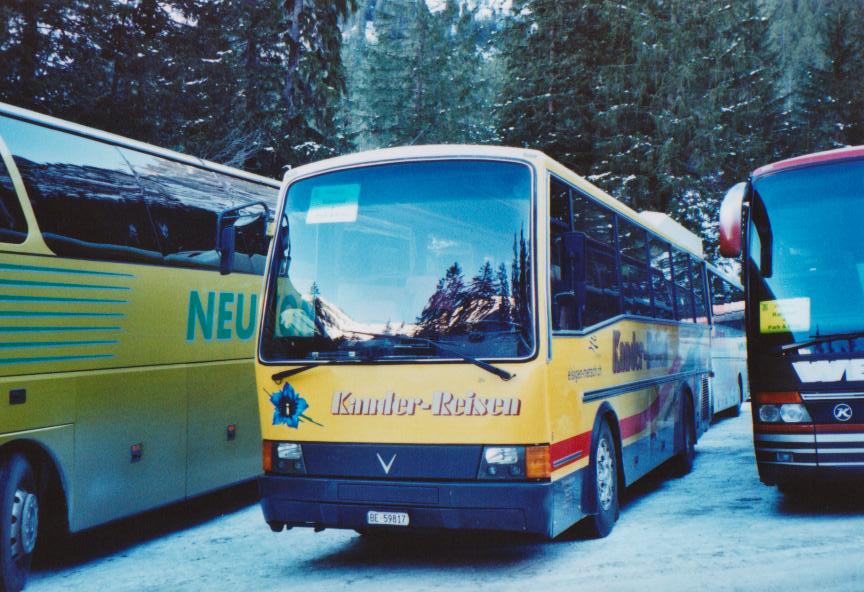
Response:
[268, 383, 322, 428]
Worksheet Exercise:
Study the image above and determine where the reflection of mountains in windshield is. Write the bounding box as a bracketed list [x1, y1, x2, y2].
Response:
[311, 229, 532, 358]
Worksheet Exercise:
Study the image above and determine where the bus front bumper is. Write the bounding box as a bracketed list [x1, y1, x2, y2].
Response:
[259, 475, 564, 537]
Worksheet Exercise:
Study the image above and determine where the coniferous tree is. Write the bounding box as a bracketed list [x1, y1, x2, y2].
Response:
[795, 2, 864, 151]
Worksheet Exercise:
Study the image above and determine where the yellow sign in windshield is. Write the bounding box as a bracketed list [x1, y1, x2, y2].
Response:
[760, 297, 810, 333]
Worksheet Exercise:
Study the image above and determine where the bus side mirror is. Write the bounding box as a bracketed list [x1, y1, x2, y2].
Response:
[219, 222, 236, 276]
[216, 201, 270, 276]
[719, 182, 747, 258]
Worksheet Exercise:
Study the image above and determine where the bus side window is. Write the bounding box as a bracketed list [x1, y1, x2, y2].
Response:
[692, 260, 708, 323]
[619, 219, 651, 317]
[549, 177, 577, 330]
[121, 149, 238, 273]
[221, 176, 277, 275]
[0, 151, 27, 244]
[572, 192, 620, 327]
[649, 239, 674, 319]
[672, 249, 694, 322]
[0, 116, 161, 263]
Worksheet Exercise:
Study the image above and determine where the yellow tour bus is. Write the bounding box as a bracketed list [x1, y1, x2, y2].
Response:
[255, 145, 714, 540]
[0, 103, 277, 591]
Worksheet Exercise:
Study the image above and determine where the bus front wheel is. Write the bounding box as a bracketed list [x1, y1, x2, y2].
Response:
[585, 420, 619, 538]
[0, 454, 38, 592]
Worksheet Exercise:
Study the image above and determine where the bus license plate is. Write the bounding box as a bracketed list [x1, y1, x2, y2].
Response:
[367, 511, 409, 527]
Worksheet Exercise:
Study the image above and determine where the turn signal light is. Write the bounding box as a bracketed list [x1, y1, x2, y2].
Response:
[753, 391, 802, 404]
[525, 445, 550, 479]
[262, 440, 273, 472]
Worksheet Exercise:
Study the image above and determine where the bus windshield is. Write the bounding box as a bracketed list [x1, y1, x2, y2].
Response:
[260, 159, 535, 363]
[750, 159, 864, 351]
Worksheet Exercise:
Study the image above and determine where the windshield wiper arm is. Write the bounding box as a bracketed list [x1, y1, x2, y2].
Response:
[779, 331, 864, 354]
[347, 330, 515, 382]
[272, 361, 333, 382]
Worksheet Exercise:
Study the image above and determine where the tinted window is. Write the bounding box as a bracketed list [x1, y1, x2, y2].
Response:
[549, 177, 621, 330]
[710, 271, 745, 330]
[121, 149, 263, 274]
[0, 153, 27, 244]
[221, 176, 277, 261]
[619, 219, 651, 316]
[692, 260, 708, 323]
[650, 239, 674, 319]
[673, 248, 694, 321]
[0, 117, 160, 263]
[572, 191, 614, 243]
[550, 177, 577, 330]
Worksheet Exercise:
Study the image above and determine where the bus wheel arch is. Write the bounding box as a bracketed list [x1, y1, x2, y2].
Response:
[581, 404, 623, 538]
[0, 440, 70, 547]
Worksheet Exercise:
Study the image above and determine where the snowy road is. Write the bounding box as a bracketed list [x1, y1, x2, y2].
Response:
[29, 404, 864, 591]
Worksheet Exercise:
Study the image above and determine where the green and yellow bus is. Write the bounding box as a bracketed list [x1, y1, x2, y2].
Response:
[0, 103, 277, 591]
[254, 146, 715, 540]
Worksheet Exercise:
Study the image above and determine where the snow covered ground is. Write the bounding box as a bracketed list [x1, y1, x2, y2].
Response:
[29, 404, 864, 591]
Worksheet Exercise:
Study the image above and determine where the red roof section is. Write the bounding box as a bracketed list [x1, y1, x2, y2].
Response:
[753, 145, 864, 178]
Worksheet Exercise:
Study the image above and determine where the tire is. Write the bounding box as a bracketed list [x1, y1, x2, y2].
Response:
[0, 455, 38, 592]
[672, 394, 696, 476]
[584, 420, 619, 538]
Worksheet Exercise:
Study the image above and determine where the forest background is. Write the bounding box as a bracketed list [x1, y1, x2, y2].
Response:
[1, 0, 862, 257]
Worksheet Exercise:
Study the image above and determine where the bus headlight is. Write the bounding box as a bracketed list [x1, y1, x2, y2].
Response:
[758, 405, 781, 423]
[779, 404, 812, 423]
[264, 440, 307, 474]
[758, 404, 811, 423]
[479, 446, 525, 479]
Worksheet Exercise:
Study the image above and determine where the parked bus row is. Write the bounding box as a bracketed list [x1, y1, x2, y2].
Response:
[0, 106, 754, 591]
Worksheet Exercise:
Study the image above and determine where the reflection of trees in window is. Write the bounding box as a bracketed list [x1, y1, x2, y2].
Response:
[14, 157, 162, 262]
[0, 158, 27, 243]
[416, 228, 532, 347]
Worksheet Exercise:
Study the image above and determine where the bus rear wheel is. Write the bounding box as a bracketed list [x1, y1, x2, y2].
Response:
[0, 455, 38, 592]
[584, 421, 619, 538]
[672, 394, 696, 476]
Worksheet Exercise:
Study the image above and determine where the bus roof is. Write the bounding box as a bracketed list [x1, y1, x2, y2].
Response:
[0, 102, 279, 188]
[753, 144, 864, 178]
[282, 144, 706, 259]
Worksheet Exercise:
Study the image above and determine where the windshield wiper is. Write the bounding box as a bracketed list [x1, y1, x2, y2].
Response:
[272, 361, 333, 382]
[779, 331, 864, 355]
[348, 331, 515, 381]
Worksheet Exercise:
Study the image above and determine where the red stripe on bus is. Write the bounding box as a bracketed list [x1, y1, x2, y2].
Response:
[550, 398, 662, 470]
[815, 423, 864, 433]
[754, 424, 814, 433]
[550, 432, 592, 470]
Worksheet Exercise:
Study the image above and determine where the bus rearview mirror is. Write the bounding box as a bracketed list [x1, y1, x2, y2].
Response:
[719, 182, 747, 258]
[219, 223, 236, 276]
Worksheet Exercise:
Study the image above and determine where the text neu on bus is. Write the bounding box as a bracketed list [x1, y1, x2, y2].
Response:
[255, 146, 718, 539]
[0, 103, 277, 592]
[720, 144, 864, 490]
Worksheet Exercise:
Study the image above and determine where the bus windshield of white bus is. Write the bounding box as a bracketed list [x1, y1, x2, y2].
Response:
[750, 159, 864, 352]
[260, 159, 535, 363]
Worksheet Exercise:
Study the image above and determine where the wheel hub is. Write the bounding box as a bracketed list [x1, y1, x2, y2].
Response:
[10, 488, 39, 558]
[596, 437, 615, 511]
